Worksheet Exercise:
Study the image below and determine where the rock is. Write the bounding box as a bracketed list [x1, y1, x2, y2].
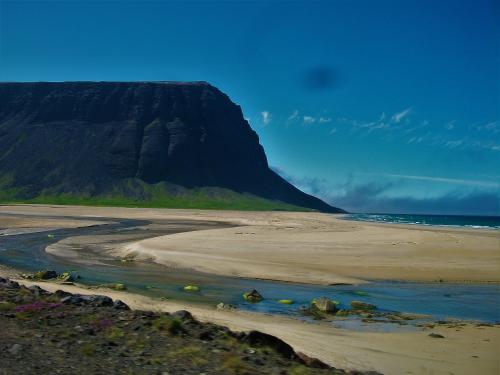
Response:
[183, 285, 200, 292]
[54, 289, 73, 298]
[311, 297, 338, 313]
[296, 352, 331, 369]
[197, 328, 217, 341]
[60, 294, 113, 307]
[278, 299, 294, 304]
[350, 301, 376, 311]
[428, 333, 445, 338]
[171, 310, 194, 321]
[0, 278, 19, 289]
[101, 283, 127, 291]
[82, 295, 114, 307]
[57, 271, 77, 282]
[241, 331, 295, 359]
[34, 270, 58, 280]
[113, 300, 130, 310]
[216, 302, 236, 310]
[0, 82, 344, 214]
[8, 344, 22, 356]
[28, 285, 46, 297]
[60, 295, 85, 305]
[243, 289, 264, 303]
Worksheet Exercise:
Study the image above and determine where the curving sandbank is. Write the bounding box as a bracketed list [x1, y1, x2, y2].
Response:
[2, 204, 499, 285]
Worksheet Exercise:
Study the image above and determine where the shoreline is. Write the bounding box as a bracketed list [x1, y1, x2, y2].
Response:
[1, 265, 498, 375]
[1, 204, 499, 285]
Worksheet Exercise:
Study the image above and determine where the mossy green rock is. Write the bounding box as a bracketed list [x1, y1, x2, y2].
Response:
[183, 285, 200, 292]
[278, 299, 294, 305]
[34, 270, 58, 280]
[311, 297, 338, 313]
[102, 283, 127, 291]
[243, 289, 263, 303]
[57, 272, 77, 282]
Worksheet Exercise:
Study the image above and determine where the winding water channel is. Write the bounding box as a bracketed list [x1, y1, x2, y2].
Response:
[0, 213, 498, 327]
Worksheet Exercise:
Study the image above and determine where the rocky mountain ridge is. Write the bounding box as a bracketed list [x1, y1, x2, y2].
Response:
[0, 82, 343, 212]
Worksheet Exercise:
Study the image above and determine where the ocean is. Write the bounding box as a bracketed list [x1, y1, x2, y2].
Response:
[341, 213, 500, 229]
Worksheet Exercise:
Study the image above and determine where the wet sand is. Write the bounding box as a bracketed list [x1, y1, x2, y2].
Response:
[3, 204, 496, 285]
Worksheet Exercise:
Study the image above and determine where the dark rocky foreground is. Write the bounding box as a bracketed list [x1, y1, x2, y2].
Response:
[0, 82, 343, 213]
[0, 277, 380, 375]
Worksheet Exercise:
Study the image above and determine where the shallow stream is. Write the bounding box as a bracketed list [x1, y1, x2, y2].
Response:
[0, 214, 498, 329]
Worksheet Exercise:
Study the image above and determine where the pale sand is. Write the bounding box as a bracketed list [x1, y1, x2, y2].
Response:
[0, 213, 107, 235]
[1, 204, 499, 284]
[2, 271, 498, 375]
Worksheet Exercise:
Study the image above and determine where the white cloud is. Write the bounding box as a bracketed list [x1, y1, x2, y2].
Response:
[391, 107, 412, 123]
[319, 117, 332, 123]
[329, 128, 338, 134]
[260, 111, 271, 126]
[303, 116, 316, 124]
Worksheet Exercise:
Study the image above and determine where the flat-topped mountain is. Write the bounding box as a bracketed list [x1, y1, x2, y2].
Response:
[0, 81, 343, 212]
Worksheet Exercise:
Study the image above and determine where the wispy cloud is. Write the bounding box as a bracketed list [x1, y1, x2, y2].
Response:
[272, 167, 500, 215]
[391, 107, 412, 123]
[333, 111, 499, 152]
[445, 120, 456, 130]
[286, 110, 331, 125]
[260, 111, 271, 126]
[288, 110, 299, 121]
[367, 173, 500, 188]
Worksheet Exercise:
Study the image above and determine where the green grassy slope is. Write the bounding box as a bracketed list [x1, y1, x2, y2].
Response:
[0, 177, 313, 211]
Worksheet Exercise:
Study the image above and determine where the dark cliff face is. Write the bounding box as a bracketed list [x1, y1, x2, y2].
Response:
[0, 82, 343, 213]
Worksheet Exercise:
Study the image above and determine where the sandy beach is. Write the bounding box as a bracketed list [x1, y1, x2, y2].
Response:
[2, 204, 498, 285]
[1, 204, 499, 374]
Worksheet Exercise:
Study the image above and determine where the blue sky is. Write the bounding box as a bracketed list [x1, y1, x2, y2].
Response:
[1, 0, 498, 214]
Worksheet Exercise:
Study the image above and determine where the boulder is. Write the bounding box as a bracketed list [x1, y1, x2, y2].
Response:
[428, 333, 445, 338]
[278, 299, 294, 305]
[28, 285, 47, 297]
[296, 352, 331, 369]
[0, 278, 20, 289]
[241, 331, 294, 359]
[243, 289, 263, 303]
[172, 310, 194, 321]
[311, 297, 338, 313]
[34, 270, 58, 280]
[216, 302, 236, 310]
[113, 300, 130, 310]
[57, 272, 77, 282]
